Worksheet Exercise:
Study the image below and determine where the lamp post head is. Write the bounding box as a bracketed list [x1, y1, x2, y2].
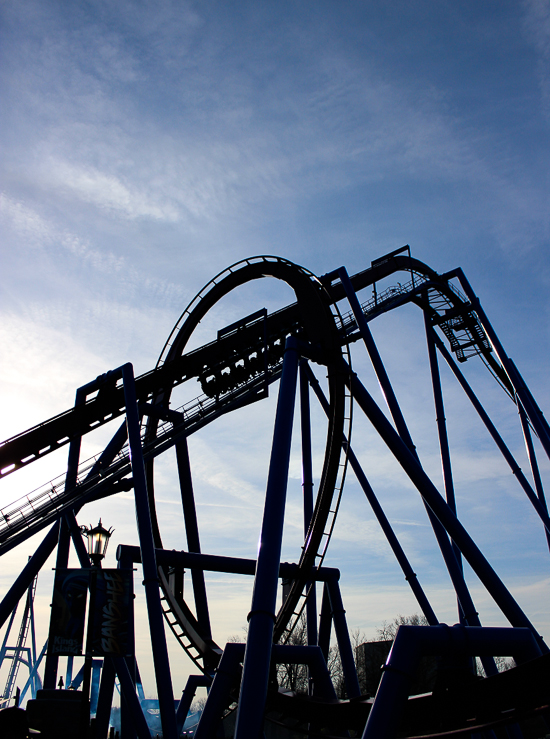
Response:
[81, 519, 114, 566]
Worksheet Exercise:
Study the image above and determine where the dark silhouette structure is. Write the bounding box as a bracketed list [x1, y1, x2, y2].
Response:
[0, 249, 549, 738]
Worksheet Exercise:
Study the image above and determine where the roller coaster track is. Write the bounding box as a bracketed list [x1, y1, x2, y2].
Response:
[0, 253, 506, 482]
[2, 250, 545, 726]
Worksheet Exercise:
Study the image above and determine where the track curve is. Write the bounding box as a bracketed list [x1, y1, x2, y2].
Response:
[144, 256, 349, 670]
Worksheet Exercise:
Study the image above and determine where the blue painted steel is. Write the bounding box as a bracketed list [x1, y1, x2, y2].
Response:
[112, 657, 152, 739]
[70, 664, 84, 689]
[195, 642, 245, 739]
[117, 546, 137, 739]
[338, 267, 416, 453]
[176, 674, 211, 735]
[121, 362, 177, 739]
[64, 510, 91, 568]
[94, 657, 116, 739]
[120, 665, 137, 739]
[44, 382, 89, 689]
[65, 656, 73, 695]
[305, 362, 439, 627]
[234, 337, 300, 739]
[91, 660, 102, 714]
[43, 519, 71, 689]
[518, 402, 550, 553]
[338, 268, 485, 634]
[175, 437, 212, 641]
[508, 357, 550, 457]
[2, 571, 38, 704]
[299, 359, 318, 698]
[362, 625, 542, 739]
[28, 571, 37, 695]
[197, 642, 338, 738]
[318, 583, 332, 666]
[348, 369, 547, 648]
[19, 641, 46, 703]
[424, 312, 459, 548]
[452, 269, 550, 460]
[273, 644, 338, 700]
[117, 543, 340, 582]
[326, 577, 361, 698]
[0, 422, 129, 627]
[0, 604, 18, 663]
[431, 329, 550, 534]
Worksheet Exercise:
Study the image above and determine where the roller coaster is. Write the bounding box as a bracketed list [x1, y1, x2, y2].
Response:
[0, 247, 549, 738]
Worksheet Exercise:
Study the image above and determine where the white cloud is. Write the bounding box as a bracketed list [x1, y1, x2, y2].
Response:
[41, 159, 180, 221]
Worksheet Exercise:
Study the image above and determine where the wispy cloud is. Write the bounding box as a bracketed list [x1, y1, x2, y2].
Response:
[41, 159, 180, 221]
[524, 0, 550, 120]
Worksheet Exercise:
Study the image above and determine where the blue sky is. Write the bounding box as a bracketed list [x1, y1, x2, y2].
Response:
[1, 0, 549, 699]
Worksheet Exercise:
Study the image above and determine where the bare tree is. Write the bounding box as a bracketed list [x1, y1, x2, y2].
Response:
[190, 696, 207, 713]
[277, 615, 310, 693]
[375, 613, 428, 641]
[476, 655, 515, 676]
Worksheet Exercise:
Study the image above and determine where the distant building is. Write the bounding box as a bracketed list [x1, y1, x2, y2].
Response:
[356, 640, 439, 697]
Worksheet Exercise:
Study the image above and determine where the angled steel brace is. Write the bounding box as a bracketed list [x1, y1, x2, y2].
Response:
[347, 366, 546, 650]
[449, 269, 550, 460]
[176, 674, 212, 736]
[175, 436, 212, 643]
[305, 362, 438, 626]
[337, 269, 484, 634]
[518, 402, 550, 554]
[431, 328, 550, 535]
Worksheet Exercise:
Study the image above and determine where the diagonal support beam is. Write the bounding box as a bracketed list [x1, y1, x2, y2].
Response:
[347, 365, 546, 650]
[305, 362, 438, 626]
[175, 437, 212, 643]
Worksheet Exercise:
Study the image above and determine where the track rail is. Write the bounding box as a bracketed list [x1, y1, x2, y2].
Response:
[0, 253, 500, 480]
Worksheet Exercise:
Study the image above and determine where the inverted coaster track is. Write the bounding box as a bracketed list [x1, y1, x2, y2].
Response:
[0, 249, 549, 739]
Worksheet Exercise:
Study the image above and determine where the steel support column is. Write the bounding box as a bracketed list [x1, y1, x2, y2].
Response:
[176, 674, 211, 736]
[175, 436, 212, 641]
[118, 545, 137, 739]
[122, 362, 177, 739]
[305, 363, 438, 626]
[318, 584, 332, 666]
[424, 311, 459, 551]
[234, 337, 300, 739]
[452, 269, 550, 460]
[431, 328, 550, 534]
[44, 381, 89, 689]
[112, 657, 152, 739]
[299, 359, 318, 701]
[94, 657, 116, 739]
[348, 368, 546, 648]
[326, 577, 361, 699]
[42, 519, 70, 689]
[338, 269, 483, 631]
[518, 402, 550, 554]
[196, 642, 245, 739]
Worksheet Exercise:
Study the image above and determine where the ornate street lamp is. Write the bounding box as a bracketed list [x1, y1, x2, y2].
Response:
[80, 519, 114, 566]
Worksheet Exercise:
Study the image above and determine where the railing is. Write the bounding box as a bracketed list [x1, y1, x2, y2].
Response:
[0, 368, 280, 545]
[0, 268, 487, 546]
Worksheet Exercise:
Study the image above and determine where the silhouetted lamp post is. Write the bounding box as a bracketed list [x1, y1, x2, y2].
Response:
[79, 520, 113, 734]
[80, 519, 114, 567]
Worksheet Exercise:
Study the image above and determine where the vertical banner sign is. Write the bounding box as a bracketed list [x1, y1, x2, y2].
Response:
[91, 569, 133, 656]
[47, 569, 90, 656]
